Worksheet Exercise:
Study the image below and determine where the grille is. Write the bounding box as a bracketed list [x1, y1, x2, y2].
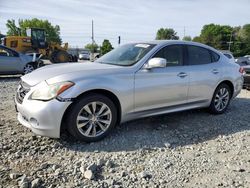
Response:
[16, 81, 30, 104]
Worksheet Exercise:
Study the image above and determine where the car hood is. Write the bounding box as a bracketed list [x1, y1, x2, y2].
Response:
[21, 62, 127, 86]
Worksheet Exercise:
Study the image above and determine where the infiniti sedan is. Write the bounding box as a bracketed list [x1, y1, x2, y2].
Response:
[15, 41, 244, 142]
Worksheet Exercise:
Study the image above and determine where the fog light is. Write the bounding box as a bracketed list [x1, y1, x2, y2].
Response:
[30, 118, 39, 126]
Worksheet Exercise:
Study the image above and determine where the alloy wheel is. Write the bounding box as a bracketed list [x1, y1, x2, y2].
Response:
[76, 101, 112, 137]
[214, 87, 230, 112]
[24, 64, 34, 74]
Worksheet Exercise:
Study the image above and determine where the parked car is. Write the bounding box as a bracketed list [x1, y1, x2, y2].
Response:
[235, 59, 250, 90]
[79, 51, 90, 60]
[0, 45, 42, 75]
[15, 41, 244, 142]
[220, 50, 235, 64]
[235, 56, 250, 66]
[242, 65, 250, 89]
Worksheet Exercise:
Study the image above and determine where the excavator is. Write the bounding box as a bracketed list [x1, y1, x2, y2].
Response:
[2, 28, 78, 63]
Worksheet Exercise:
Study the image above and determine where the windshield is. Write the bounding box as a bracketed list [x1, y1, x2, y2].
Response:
[96, 43, 155, 66]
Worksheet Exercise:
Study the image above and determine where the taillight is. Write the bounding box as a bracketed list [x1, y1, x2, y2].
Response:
[239, 67, 245, 74]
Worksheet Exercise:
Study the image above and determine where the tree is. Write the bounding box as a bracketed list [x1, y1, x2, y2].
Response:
[6, 18, 62, 44]
[237, 24, 250, 56]
[156, 28, 179, 40]
[85, 43, 99, 53]
[6, 19, 21, 36]
[100, 39, 113, 55]
[182, 36, 192, 41]
[198, 24, 233, 50]
[192, 36, 202, 42]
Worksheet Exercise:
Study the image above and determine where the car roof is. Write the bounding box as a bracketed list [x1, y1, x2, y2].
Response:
[130, 40, 218, 52]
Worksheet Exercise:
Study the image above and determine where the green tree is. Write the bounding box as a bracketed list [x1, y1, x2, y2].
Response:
[156, 28, 179, 40]
[85, 43, 99, 53]
[192, 36, 202, 42]
[199, 24, 233, 50]
[6, 18, 62, 44]
[237, 24, 250, 56]
[100, 39, 113, 55]
[182, 36, 192, 41]
[6, 19, 22, 36]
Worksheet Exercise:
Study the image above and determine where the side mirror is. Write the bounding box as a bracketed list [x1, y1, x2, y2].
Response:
[144, 58, 167, 69]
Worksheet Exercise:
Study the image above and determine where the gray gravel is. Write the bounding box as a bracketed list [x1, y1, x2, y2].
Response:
[0, 76, 250, 188]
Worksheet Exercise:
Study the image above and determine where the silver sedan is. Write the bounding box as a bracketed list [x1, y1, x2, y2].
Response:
[15, 41, 244, 142]
[0, 45, 42, 75]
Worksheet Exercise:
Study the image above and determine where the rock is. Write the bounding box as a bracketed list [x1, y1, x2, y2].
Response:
[139, 171, 151, 179]
[20, 182, 29, 188]
[87, 163, 98, 172]
[97, 158, 106, 166]
[80, 166, 85, 174]
[120, 171, 127, 177]
[40, 163, 48, 169]
[84, 170, 94, 180]
[9, 173, 21, 179]
[54, 168, 61, 176]
[31, 178, 41, 188]
[105, 160, 114, 168]
[18, 175, 29, 188]
[164, 142, 171, 148]
[52, 164, 60, 171]
[18, 175, 28, 184]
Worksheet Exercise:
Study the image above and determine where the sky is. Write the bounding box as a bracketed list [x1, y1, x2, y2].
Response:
[0, 0, 250, 48]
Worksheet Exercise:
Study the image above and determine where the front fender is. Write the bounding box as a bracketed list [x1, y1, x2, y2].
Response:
[57, 74, 135, 119]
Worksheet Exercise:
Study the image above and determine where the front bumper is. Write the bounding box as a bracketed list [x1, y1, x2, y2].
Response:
[15, 97, 71, 138]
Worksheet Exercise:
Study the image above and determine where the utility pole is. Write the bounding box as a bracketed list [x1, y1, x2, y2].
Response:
[118, 36, 121, 46]
[183, 26, 186, 39]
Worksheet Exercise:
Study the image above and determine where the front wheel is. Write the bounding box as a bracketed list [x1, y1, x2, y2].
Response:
[209, 83, 232, 114]
[23, 63, 35, 74]
[66, 94, 117, 142]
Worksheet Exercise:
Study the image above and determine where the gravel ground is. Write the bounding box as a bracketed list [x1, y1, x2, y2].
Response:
[0, 76, 250, 188]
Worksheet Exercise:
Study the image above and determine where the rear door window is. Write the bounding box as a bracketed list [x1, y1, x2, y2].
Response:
[187, 45, 212, 65]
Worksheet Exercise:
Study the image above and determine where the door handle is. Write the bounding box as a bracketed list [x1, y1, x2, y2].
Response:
[212, 69, 219, 74]
[177, 72, 187, 78]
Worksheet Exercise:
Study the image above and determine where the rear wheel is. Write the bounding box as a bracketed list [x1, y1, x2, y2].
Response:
[209, 83, 232, 114]
[23, 63, 35, 74]
[66, 94, 117, 142]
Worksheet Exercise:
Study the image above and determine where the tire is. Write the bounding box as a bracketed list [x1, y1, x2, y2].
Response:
[49, 51, 58, 63]
[55, 50, 70, 63]
[23, 63, 35, 74]
[66, 94, 117, 142]
[208, 83, 232, 114]
[50, 50, 69, 63]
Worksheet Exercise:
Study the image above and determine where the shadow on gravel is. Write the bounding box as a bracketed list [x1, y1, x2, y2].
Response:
[61, 97, 250, 152]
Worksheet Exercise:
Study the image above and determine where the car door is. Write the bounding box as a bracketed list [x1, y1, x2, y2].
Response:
[185, 45, 222, 103]
[134, 44, 189, 112]
[0, 46, 21, 74]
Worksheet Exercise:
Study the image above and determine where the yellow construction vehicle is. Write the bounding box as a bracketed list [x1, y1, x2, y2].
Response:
[2, 28, 77, 63]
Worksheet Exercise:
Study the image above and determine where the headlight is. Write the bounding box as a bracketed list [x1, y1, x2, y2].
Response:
[30, 81, 74, 101]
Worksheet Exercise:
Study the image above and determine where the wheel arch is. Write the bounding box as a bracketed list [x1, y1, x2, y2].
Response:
[216, 80, 234, 98]
[60, 88, 122, 134]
